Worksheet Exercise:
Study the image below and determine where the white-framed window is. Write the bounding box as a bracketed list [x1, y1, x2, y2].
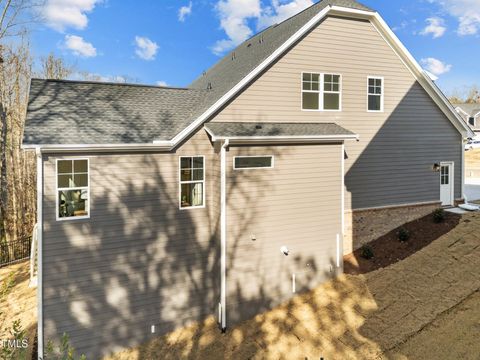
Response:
[56, 159, 90, 220]
[179, 156, 205, 209]
[301, 73, 342, 111]
[233, 156, 274, 170]
[367, 77, 384, 112]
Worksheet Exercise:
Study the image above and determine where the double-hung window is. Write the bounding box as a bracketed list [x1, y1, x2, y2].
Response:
[367, 77, 384, 112]
[57, 159, 89, 219]
[180, 156, 205, 209]
[302, 73, 341, 111]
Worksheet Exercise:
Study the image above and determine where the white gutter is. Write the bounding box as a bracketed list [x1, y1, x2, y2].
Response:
[36, 148, 44, 359]
[22, 142, 173, 153]
[220, 139, 229, 331]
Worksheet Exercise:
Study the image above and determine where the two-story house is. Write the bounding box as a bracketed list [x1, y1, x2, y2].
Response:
[22, 0, 473, 358]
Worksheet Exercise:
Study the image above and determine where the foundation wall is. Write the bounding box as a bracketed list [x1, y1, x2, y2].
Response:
[343, 202, 441, 255]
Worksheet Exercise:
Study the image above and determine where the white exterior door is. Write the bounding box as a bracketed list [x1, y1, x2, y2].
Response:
[440, 162, 454, 206]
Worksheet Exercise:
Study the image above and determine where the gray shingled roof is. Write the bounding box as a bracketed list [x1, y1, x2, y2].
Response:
[204, 122, 356, 139]
[24, 0, 373, 145]
[456, 104, 480, 117]
[24, 79, 208, 145]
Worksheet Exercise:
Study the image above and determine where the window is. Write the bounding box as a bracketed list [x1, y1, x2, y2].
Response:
[302, 73, 320, 110]
[57, 159, 89, 219]
[440, 165, 449, 185]
[302, 73, 341, 111]
[180, 156, 205, 209]
[469, 117, 475, 126]
[323, 74, 341, 110]
[367, 77, 383, 111]
[234, 156, 274, 170]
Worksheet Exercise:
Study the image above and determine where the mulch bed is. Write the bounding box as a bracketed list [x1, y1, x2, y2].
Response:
[344, 211, 461, 275]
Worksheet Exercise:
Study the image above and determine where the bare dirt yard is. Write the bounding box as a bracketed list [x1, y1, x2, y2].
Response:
[0, 260, 37, 358]
[106, 213, 480, 360]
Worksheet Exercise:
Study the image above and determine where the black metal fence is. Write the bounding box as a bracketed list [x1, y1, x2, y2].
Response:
[0, 236, 32, 267]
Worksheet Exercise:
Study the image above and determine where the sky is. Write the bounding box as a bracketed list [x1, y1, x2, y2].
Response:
[29, 0, 480, 96]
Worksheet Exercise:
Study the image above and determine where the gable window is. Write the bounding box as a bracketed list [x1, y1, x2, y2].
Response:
[57, 159, 89, 220]
[234, 156, 274, 170]
[180, 156, 205, 209]
[302, 73, 342, 111]
[367, 77, 383, 112]
[469, 117, 475, 126]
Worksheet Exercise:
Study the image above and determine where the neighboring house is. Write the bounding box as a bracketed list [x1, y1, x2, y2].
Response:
[455, 104, 480, 134]
[22, 0, 473, 358]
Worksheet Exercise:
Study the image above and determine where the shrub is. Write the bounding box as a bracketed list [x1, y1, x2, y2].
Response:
[0, 319, 27, 360]
[433, 208, 446, 223]
[46, 333, 86, 360]
[398, 227, 410, 242]
[360, 245, 374, 260]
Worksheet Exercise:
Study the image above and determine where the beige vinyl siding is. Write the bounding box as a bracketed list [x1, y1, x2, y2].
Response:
[225, 143, 343, 323]
[213, 16, 463, 209]
[41, 130, 220, 358]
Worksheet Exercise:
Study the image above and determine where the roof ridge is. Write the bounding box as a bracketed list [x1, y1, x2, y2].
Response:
[30, 78, 203, 91]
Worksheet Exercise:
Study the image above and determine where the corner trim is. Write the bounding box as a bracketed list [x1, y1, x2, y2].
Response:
[36, 148, 44, 359]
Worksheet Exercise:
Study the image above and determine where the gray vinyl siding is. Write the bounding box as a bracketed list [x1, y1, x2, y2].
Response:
[212, 16, 463, 209]
[225, 143, 343, 323]
[41, 130, 220, 358]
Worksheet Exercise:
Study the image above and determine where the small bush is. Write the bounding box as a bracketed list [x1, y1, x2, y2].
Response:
[46, 333, 86, 360]
[433, 208, 446, 223]
[0, 319, 27, 360]
[361, 245, 374, 260]
[398, 227, 410, 242]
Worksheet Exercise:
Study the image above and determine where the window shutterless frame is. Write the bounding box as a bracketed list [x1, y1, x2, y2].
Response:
[55, 158, 90, 221]
[178, 155, 206, 210]
[367, 76, 384, 112]
[233, 155, 275, 170]
[300, 72, 342, 112]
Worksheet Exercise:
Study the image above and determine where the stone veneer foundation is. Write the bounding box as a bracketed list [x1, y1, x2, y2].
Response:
[343, 201, 442, 255]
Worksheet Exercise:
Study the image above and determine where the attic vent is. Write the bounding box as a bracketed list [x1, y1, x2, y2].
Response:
[207, 82, 212, 90]
[255, 124, 262, 130]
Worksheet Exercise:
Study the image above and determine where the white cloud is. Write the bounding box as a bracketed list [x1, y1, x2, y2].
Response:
[428, 0, 480, 36]
[178, 2, 193, 22]
[212, 0, 262, 54]
[258, 0, 313, 29]
[134, 36, 159, 60]
[420, 17, 446, 38]
[64, 35, 97, 57]
[212, 0, 312, 55]
[156, 81, 168, 87]
[421, 57, 452, 76]
[42, 0, 101, 32]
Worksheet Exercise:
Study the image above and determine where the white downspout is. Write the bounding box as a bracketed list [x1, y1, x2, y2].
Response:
[220, 139, 229, 332]
[36, 148, 44, 359]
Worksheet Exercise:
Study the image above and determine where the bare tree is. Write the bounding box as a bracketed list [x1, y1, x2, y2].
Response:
[38, 52, 75, 79]
[0, 0, 38, 40]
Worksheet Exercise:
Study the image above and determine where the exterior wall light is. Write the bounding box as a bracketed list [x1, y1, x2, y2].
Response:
[433, 163, 441, 172]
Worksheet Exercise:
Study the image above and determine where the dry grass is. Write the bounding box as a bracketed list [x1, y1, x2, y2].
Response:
[0, 260, 37, 357]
